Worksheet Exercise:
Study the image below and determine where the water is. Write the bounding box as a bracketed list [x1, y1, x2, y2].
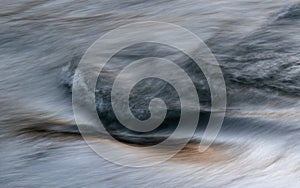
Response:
[1, 0, 300, 187]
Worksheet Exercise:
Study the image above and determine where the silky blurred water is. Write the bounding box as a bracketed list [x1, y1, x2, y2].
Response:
[1, 0, 300, 187]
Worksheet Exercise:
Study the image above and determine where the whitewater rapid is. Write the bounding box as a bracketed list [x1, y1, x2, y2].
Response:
[1, 0, 300, 187]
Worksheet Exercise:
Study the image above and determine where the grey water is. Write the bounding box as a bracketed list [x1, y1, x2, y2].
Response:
[1, 0, 300, 187]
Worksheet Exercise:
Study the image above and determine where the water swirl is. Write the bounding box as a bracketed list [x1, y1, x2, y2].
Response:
[72, 21, 226, 167]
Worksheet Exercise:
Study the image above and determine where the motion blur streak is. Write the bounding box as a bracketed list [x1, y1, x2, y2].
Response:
[1, 0, 300, 187]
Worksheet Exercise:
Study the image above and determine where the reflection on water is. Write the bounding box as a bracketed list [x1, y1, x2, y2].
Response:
[1, 0, 300, 187]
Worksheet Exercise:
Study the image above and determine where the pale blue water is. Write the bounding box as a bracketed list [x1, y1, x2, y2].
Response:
[1, 0, 300, 187]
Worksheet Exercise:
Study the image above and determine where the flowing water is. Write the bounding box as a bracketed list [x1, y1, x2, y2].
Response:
[1, 0, 300, 187]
